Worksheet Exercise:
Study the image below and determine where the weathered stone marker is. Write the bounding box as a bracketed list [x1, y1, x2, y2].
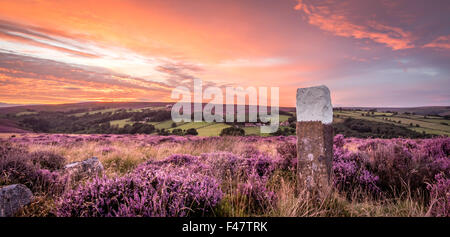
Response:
[296, 85, 333, 194]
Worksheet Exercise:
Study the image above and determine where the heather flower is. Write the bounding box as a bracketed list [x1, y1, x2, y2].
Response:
[155, 154, 199, 166]
[334, 134, 345, 148]
[335, 137, 450, 201]
[276, 141, 297, 171]
[242, 153, 276, 178]
[241, 145, 261, 159]
[0, 142, 67, 195]
[56, 164, 222, 217]
[333, 144, 380, 196]
[200, 152, 239, 181]
[237, 172, 277, 213]
[427, 173, 449, 217]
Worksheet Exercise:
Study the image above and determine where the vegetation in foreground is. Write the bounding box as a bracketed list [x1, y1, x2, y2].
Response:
[1, 133, 448, 217]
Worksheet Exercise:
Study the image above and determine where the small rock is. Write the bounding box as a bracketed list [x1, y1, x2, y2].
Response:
[64, 157, 103, 181]
[0, 184, 33, 217]
[296, 85, 333, 124]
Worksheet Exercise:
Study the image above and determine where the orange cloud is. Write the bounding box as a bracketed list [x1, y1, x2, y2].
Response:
[0, 31, 99, 58]
[0, 52, 175, 104]
[0, 0, 278, 62]
[0, 72, 172, 105]
[294, 0, 414, 50]
[424, 35, 450, 50]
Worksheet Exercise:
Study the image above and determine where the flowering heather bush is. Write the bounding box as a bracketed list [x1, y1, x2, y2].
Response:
[237, 172, 277, 213]
[201, 152, 277, 180]
[151, 152, 279, 210]
[243, 153, 277, 178]
[135, 164, 223, 216]
[155, 154, 199, 166]
[333, 144, 380, 195]
[148, 154, 210, 175]
[0, 142, 67, 195]
[241, 145, 261, 159]
[198, 152, 278, 214]
[57, 162, 223, 217]
[4, 133, 298, 147]
[368, 143, 422, 193]
[334, 134, 346, 148]
[427, 173, 449, 217]
[29, 151, 66, 171]
[200, 152, 240, 180]
[276, 141, 297, 171]
[335, 136, 450, 199]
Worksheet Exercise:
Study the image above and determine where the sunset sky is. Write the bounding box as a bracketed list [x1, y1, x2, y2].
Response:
[0, 0, 449, 107]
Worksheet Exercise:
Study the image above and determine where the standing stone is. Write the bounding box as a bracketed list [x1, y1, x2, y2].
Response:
[64, 157, 104, 182]
[0, 184, 33, 217]
[296, 85, 333, 194]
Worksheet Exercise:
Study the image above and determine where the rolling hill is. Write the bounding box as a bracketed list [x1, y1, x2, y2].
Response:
[0, 102, 448, 137]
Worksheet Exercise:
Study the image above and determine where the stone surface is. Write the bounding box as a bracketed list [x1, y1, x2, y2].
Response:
[296, 85, 333, 124]
[296, 122, 333, 194]
[0, 184, 33, 217]
[296, 85, 334, 195]
[65, 157, 103, 181]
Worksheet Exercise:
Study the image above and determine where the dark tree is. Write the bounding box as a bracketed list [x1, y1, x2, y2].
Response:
[171, 128, 184, 135]
[186, 128, 198, 136]
[220, 127, 245, 136]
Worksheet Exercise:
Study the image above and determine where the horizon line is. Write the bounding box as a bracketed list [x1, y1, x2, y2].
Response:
[1, 101, 449, 109]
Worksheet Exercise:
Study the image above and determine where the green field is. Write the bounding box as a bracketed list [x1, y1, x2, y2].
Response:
[335, 110, 450, 136]
[279, 114, 290, 122]
[64, 106, 295, 136]
[73, 108, 123, 117]
[169, 121, 211, 131]
[196, 123, 231, 136]
[167, 121, 231, 136]
[109, 119, 132, 128]
[150, 120, 183, 130]
[7, 101, 448, 137]
[72, 106, 166, 117]
[127, 106, 166, 112]
[91, 110, 450, 137]
[243, 126, 271, 136]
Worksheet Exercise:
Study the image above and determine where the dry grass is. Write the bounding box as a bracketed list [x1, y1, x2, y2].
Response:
[267, 176, 429, 217]
[23, 137, 279, 177]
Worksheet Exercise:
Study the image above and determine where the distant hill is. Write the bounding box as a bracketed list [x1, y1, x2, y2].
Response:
[340, 106, 450, 116]
[0, 101, 296, 115]
[0, 118, 29, 133]
[0, 101, 448, 137]
[0, 102, 448, 116]
[0, 103, 22, 108]
[0, 102, 172, 114]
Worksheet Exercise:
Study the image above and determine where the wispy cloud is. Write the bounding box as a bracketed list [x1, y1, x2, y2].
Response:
[294, 0, 414, 50]
[424, 35, 450, 50]
[0, 52, 176, 104]
[0, 20, 100, 58]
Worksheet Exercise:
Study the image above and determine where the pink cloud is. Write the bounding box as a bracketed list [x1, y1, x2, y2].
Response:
[294, 0, 414, 50]
[424, 35, 450, 50]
